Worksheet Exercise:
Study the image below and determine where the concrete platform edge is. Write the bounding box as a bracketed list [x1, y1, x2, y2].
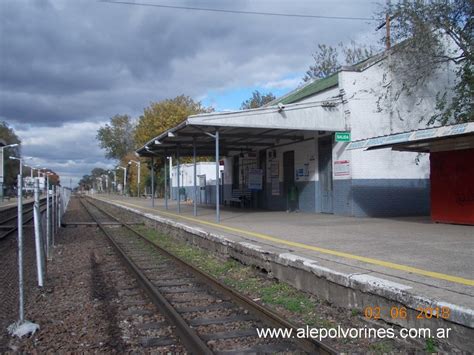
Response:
[94, 197, 473, 351]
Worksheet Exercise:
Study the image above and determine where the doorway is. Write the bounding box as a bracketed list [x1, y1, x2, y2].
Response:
[318, 136, 333, 213]
[258, 149, 266, 208]
[283, 150, 296, 211]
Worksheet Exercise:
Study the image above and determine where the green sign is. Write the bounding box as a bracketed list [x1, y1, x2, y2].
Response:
[335, 131, 351, 142]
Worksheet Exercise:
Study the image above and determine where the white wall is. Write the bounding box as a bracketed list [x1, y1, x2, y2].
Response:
[171, 162, 224, 187]
[265, 134, 318, 183]
[337, 53, 456, 180]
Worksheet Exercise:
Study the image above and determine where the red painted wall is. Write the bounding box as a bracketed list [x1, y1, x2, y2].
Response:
[430, 148, 474, 225]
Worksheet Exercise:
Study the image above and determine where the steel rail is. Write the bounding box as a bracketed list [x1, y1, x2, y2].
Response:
[0, 200, 47, 240]
[85, 197, 337, 355]
[0, 199, 47, 225]
[79, 197, 213, 355]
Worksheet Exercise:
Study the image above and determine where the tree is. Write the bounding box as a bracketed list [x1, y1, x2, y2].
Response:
[134, 95, 213, 197]
[96, 114, 135, 160]
[381, 0, 473, 124]
[240, 90, 276, 109]
[134, 95, 213, 147]
[0, 121, 22, 193]
[303, 42, 374, 82]
[78, 174, 93, 191]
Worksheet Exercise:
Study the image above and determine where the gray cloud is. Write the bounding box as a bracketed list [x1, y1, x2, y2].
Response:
[1, 0, 381, 185]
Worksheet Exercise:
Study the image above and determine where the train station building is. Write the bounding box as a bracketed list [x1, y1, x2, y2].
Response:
[137, 49, 461, 220]
[349, 122, 474, 225]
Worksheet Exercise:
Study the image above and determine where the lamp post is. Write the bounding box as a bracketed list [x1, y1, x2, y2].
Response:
[9, 156, 24, 198]
[128, 160, 141, 198]
[1, 143, 19, 201]
[117, 166, 127, 195]
[102, 174, 109, 193]
[9, 153, 27, 328]
[107, 170, 115, 193]
[10, 157, 33, 198]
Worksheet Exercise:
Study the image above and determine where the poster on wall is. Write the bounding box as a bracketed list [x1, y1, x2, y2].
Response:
[334, 160, 351, 177]
[271, 177, 280, 195]
[248, 168, 263, 190]
[270, 160, 278, 176]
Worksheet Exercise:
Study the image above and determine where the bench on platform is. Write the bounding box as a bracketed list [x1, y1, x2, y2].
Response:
[228, 189, 252, 208]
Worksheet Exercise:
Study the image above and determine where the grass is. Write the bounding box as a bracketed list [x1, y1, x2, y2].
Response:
[134, 224, 336, 328]
[369, 340, 393, 353]
[425, 338, 437, 353]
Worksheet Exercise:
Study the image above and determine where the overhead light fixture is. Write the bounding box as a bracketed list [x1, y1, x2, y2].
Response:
[154, 140, 161, 145]
[277, 102, 285, 112]
[168, 132, 176, 137]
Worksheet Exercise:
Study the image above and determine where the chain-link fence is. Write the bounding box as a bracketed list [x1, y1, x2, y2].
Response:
[0, 179, 71, 348]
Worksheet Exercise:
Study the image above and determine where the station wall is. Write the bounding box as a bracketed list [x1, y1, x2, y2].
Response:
[167, 48, 457, 218]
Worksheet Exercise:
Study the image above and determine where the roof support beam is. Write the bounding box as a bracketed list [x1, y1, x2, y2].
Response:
[176, 132, 304, 140]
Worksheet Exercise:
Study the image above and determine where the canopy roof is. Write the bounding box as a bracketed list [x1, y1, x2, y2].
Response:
[347, 122, 474, 153]
[137, 98, 346, 157]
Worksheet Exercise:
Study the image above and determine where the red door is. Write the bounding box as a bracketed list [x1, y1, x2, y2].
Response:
[430, 148, 474, 225]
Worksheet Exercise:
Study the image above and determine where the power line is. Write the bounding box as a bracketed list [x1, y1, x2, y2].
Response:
[99, 0, 377, 21]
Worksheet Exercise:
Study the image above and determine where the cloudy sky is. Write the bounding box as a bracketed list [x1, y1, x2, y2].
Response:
[0, 0, 383, 187]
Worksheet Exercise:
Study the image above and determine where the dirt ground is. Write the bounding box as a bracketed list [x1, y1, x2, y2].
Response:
[3, 197, 182, 353]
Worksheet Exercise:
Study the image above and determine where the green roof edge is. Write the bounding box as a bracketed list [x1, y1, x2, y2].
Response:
[279, 73, 339, 105]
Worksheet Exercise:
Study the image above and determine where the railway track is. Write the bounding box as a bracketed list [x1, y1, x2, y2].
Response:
[0, 199, 46, 240]
[80, 196, 336, 354]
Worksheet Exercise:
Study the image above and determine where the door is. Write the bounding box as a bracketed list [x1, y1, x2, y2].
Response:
[283, 151, 295, 211]
[258, 149, 266, 208]
[318, 136, 333, 213]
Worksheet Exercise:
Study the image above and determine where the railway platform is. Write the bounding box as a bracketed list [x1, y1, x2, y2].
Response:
[92, 194, 474, 350]
[0, 197, 35, 210]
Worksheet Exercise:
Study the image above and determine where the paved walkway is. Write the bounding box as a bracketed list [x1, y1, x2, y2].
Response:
[95, 194, 474, 311]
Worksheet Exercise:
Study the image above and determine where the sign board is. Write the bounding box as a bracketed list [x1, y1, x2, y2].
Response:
[247, 169, 263, 190]
[334, 160, 351, 177]
[335, 131, 351, 142]
[270, 160, 279, 176]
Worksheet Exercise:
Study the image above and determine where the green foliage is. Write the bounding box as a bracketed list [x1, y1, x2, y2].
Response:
[303, 41, 374, 82]
[425, 337, 437, 352]
[134, 95, 213, 148]
[383, 0, 473, 124]
[240, 90, 276, 109]
[78, 167, 113, 191]
[137, 225, 335, 329]
[96, 114, 135, 160]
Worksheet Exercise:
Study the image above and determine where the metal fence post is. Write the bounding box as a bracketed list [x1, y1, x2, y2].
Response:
[52, 185, 56, 245]
[16, 175, 24, 322]
[8, 174, 39, 336]
[33, 178, 44, 287]
[57, 186, 61, 229]
[46, 176, 51, 259]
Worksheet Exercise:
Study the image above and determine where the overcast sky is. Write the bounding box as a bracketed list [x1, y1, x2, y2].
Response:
[0, 0, 383, 187]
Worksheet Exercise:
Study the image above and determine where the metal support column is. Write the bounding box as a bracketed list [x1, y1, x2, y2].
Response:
[151, 157, 155, 208]
[164, 156, 168, 210]
[124, 167, 127, 196]
[177, 146, 180, 213]
[33, 178, 44, 287]
[193, 138, 197, 216]
[215, 130, 220, 223]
